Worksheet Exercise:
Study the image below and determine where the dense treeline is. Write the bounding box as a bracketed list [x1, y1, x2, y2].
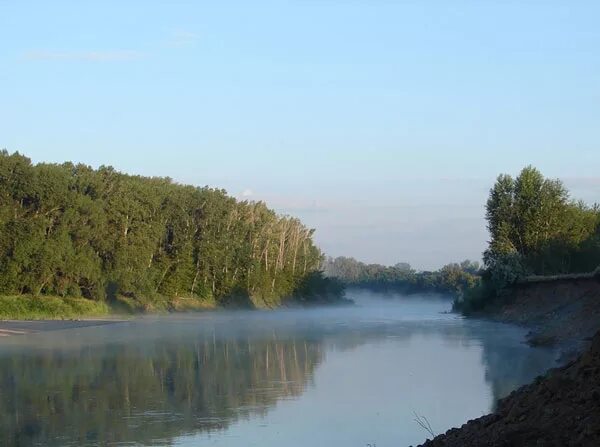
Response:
[323, 256, 480, 297]
[457, 166, 600, 312]
[0, 151, 342, 309]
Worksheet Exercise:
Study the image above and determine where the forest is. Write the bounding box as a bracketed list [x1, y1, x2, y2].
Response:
[0, 151, 344, 314]
[456, 166, 600, 312]
[322, 256, 481, 297]
[2, 153, 598, 317]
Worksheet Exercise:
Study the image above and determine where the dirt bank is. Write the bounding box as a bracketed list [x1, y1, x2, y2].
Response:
[477, 276, 600, 353]
[417, 329, 600, 447]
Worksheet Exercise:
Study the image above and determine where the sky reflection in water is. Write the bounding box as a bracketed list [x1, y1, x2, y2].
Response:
[0, 291, 558, 447]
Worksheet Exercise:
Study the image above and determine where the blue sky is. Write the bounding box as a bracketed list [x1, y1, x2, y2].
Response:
[2, 1, 599, 269]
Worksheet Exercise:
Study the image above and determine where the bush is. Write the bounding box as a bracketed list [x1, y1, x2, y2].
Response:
[453, 280, 494, 314]
[291, 271, 347, 304]
[486, 252, 529, 290]
[454, 253, 528, 315]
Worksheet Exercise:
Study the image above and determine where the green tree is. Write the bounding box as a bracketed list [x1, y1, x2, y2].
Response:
[0, 151, 343, 310]
[484, 166, 598, 275]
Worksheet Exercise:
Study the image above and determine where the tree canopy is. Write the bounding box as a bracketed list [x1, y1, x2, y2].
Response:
[0, 151, 342, 308]
[323, 256, 480, 297]
[456, 166, 600, 313]
[484, 166, 600, 276]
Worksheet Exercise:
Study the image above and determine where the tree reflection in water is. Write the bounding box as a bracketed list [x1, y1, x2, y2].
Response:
[0, 324, 323, 446]
[0, 308, 558, 447]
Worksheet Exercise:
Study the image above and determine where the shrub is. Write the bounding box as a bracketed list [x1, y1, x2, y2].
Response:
[486, 252, 529, 290]
[453, 280, 494, 314]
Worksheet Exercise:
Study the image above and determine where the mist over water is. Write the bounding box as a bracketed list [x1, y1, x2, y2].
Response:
[0, 291, 558, 447]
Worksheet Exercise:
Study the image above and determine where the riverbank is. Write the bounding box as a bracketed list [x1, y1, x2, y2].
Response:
[0, 292, 352, 323]
[417, 329, 600, 447]
[415, 275, 600, 446]
[0, 295, 112, 320]
[0, 294, 218, 321]
[0, 319, 127, 337]
[472, 275, 600, 355]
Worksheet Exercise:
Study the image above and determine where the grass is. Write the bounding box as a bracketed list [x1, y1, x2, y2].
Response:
[1, 284, 343, 320]
[0, 294, 219, 320]
[0, 295, 111, 320]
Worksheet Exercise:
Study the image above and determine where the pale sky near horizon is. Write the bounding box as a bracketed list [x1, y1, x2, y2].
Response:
[2, 1, 599, 270]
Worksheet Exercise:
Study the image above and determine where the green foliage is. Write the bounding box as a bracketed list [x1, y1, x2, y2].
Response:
[0, 295, 109, 320]
[461, 166, 600, 313]
[0, 151, 341, 313]
[452, 280, 495, 315]
[486, 252, 529, 291]
[323, 256, 481, 297]
[291, 271, 347, 304]
[484, 166, 599, 275]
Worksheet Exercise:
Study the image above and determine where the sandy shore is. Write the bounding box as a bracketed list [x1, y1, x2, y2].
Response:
[0, 319, 127, 337]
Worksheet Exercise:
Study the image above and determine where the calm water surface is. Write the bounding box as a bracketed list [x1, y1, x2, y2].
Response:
[0, 291, 558, 447]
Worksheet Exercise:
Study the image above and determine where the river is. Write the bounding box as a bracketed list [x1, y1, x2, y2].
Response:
[0, 290, 559, 446]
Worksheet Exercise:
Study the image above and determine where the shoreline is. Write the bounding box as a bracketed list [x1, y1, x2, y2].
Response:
[0, 318, 129, 337]
[471, 275, 600, 359]
[3, 286, 598, 444]
[417, 329, 600, 447]
[0, 296, 356, 337]
[416, 277, 600, 446]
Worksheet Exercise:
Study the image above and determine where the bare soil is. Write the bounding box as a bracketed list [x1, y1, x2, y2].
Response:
[480, 277, 600, 354]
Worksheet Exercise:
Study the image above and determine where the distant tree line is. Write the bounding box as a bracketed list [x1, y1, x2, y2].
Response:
[0, 151, 343, 309]
[322, 256, 481, 297]
[457, 166, 600, 312]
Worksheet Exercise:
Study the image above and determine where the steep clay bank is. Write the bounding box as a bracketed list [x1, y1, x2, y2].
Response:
[477, 275, 600, 352]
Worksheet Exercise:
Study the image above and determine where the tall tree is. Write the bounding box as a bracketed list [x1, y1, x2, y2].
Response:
[0, 151, 340, 307]
[484, 166, 599, 275]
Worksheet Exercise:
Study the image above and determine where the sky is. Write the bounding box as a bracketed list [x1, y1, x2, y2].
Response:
[1, 1, 599, 270]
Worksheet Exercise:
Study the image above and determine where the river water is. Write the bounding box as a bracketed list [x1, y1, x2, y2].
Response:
[0, 291, 559, 447]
